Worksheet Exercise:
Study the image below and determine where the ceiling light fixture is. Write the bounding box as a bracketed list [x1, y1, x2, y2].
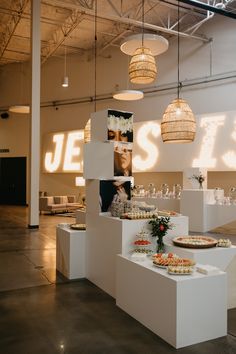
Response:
[9, 105, 30, 114]
[160, 1, 196, 143]
[62, 42, 69, 88]
[128, 0, 157, 84]
[9, 62, 30, 114]
[113, 89, 144, 101]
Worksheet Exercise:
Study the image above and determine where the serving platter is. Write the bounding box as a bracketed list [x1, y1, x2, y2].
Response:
[70, 223, 86, 230]
[173, 235, 218, 249]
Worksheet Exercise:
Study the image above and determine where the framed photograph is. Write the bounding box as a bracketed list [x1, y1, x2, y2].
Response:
[100, 180, 131, 212]
[114, 142, 132, 177]
[107, 110, 133, 142]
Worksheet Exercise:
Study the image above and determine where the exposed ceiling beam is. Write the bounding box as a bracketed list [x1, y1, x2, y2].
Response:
[41, 10, 85, 64]
[0, 0, 29, 60]
[179, 0, 236, 19]
[43, 0, 210, 41]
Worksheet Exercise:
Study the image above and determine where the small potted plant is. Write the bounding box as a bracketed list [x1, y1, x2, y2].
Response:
[149, 217, 172, 253]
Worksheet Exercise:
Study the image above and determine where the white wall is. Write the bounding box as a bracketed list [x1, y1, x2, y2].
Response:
[0, 14, 235, 197]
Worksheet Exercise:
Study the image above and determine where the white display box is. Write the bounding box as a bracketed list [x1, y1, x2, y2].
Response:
[56, 225, 86, 279]
[180, 189, 215, 232]
[90, 109, 133, 142]
[116, 255, 227, 349]
[83, 142, 114, 179]
[164, 237, 236, 308]
[86, 213, 188, 297]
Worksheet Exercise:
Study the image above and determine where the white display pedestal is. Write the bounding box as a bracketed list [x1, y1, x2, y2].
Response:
[116, 255, 227, 349]
[180, 189, 236, 232]
[86, 213, 188, 297]
[164, 237, 236, 308]
[132, 197, 180, 212]
[180, 189, 215, 232]
[206, 204, 236, 231]
[75, 209, 86, 224]
[56, 226, 86, 279]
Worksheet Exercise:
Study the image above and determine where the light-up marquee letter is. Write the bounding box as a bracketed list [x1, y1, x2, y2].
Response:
[222, 119, 236, 169]
[44, 134, 64, 173]
[133, 122, 160, 171]
[192, 116, 225, 168]
[63, 131, 84, 171]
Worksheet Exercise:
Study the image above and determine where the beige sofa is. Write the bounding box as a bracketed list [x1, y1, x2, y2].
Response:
[39, 195, 81, 214]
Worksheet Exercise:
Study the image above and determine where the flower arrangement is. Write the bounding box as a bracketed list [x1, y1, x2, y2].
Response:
[149, 217, 172, 253]
[189, 173, 205, 189]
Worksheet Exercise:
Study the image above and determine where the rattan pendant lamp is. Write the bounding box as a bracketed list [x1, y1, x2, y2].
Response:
[128, 0, 157, 84]
[161, 2, 196, 143]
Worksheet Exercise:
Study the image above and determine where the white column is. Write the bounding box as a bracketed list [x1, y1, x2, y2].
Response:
[28, 0, 41, 228]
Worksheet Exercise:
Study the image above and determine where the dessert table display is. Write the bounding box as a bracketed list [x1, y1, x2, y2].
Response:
[116, 255, 227, 349]
[80, 109, 232, 349]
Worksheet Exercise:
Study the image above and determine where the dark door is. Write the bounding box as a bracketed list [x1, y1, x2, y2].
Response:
[0, 157, 26, 205]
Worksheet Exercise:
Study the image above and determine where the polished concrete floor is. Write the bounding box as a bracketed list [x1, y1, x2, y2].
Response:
[0, 205, 235, 353]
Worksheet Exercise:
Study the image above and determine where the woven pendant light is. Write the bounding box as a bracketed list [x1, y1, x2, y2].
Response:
[161, 98, 196, 143]
[128, 0, 157, 85]
[129, 47, 157, 84]
[161, 1, 196, 143]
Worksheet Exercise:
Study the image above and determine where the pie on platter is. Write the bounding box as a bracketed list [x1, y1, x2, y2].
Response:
[173, 236, 218, 249]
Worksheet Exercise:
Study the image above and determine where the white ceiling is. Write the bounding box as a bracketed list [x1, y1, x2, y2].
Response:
[0, 0, 235, 66]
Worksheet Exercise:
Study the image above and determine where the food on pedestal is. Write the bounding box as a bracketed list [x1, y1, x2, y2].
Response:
[158, 210, 179, 217]
[217, 238, 232, 247]
[153, 253, 195, 268]
[70, 223, 86, 230]
[173, 235, 218, 248]
[120, 211, 158, 220]
[133, 230, 152, 255]
[168, 265, 193, 275]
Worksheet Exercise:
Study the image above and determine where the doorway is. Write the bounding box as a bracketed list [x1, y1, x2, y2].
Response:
[0, 157, 26, 205]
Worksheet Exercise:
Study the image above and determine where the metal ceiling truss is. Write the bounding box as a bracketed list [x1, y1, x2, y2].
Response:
[44, 0, 210, 42]
[179, 0, 236, 19]
[2, 0, 233, 66]
[0, 0, 29, 60]
[41, 9, 86, 64]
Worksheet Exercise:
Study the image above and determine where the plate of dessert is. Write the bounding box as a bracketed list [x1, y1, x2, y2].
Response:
[217, 238, 232, 247]
[70, 223, 86, 230]
[173, 236, 218, 249]
[153, 255, 195, 268]
[168, 265, 193, 275]
[158, 210, 180, 217]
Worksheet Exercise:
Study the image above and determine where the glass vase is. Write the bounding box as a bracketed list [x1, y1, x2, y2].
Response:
[156, 237, 165, 253]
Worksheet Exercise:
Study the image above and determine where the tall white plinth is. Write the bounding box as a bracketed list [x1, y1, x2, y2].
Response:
[206, 204, 236, 231]
[56, 226, 86, 279]
[86, 213, 188, 298]
[180, 189, 215, 232]
[116, 255, 227, 349]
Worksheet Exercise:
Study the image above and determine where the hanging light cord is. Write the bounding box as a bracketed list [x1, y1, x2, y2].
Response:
[64, 43, 67, 77]
[142, 0, 144, 47]
[177, 1, 180, 99]
[94, 0, 97, 112]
